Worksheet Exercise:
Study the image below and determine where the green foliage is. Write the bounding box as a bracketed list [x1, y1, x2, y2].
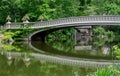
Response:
[112, 45, 120, 59]
[93, 37, 113, 46]
[3, 44, 17, 51]
[48, 39, 75, 53]
[2, 30, 29, 41]
[106, 31, 114, 37]
[12, 29, 31, 41]
[0, 42, 34, 52]
[0, 0, 120, 24]
[13, 30, 23, 41]
[93, 27, 114, 36]
[109, 26, 120, 35]
[94, 45, 120, 76]
[94, 69, 111, 76]
[47, 28, 74, 41]
[0, 0, 80, 23]
[93, 27, 106, 35]
[1, 30, 23, 41]
[93, 65, 120, 76]
[86, 0, 120, 15]
[2, 31, 14, 41]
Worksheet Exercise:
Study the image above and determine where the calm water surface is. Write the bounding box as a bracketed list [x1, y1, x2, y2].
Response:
[0, 36, 120, 76]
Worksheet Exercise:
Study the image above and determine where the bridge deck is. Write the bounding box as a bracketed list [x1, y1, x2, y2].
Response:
[4, 15, 120, 29]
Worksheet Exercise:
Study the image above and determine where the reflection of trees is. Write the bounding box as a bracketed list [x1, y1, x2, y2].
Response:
[0, 42, 33, 52]
[112, 45, 120, 59]
[0, 54, 95, 76]
[47, 39, 76, 53]
[93, 37, 114, 46]
[92, 37, 120, 58]
[46, 35, 120, 59]
[2, 44, 21, 52]
[92, 37, 115, 57]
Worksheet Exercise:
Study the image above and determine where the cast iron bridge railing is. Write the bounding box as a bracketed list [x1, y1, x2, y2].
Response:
[4, 15, 120, 29]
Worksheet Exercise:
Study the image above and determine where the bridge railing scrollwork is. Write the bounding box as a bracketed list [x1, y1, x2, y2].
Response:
[32, 16, 120, 28]
[4, 22, 35, 29]
[4, 15, 120, 29]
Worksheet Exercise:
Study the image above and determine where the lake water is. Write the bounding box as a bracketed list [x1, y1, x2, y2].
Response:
[0, 35, 120, 76]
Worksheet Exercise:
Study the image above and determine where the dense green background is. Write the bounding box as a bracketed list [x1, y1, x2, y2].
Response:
[0, 0, 120, 24]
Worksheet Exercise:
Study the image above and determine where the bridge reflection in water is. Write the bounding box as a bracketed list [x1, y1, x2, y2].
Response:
[2, 52, 120, 69]
[0, 36, 120, 76]
[29, 38, 120, 69]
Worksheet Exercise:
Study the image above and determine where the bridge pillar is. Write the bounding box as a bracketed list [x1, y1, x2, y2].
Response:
[74, 26, 92, 44]
[75, 26, 92, 36]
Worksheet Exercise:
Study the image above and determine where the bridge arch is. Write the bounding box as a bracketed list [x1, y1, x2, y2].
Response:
[5, 15, 120, 41]
[29, 26, 73, 41]
[29, 15, 120, 41]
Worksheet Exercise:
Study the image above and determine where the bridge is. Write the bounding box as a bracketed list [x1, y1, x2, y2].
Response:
[4, 15, 120, 41]
[2, 15, 120, 69]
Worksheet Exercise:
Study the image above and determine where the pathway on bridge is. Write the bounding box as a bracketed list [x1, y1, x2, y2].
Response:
[5, 16, 120, 29]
